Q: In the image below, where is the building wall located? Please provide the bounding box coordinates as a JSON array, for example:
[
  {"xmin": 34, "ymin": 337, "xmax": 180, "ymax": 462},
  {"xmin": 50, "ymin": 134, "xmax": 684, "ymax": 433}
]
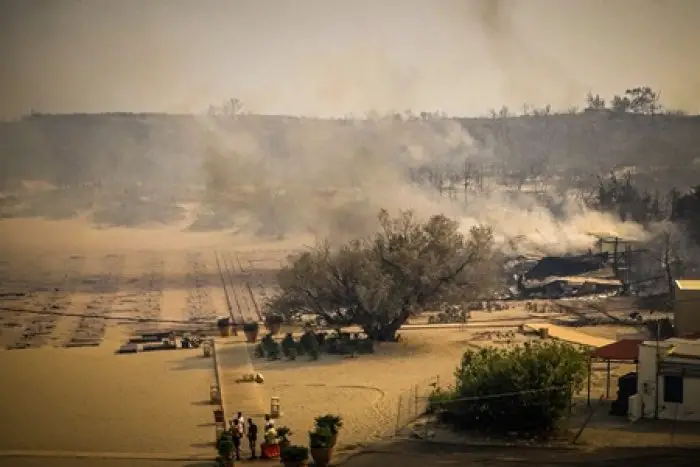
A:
[
  {"xmin": 637, "ymin": 344, "xmax": 700, "ymax": 421},
  {"xmin": 675, "ymin": 289, "xmax": 700, "ymax": 336}
]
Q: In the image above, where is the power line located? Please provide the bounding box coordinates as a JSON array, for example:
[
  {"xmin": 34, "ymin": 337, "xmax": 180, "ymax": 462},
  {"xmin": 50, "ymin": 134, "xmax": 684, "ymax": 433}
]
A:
[
  {"xmin": 0, "ymin": 305, "xmax": 217, "ymax": 325},
  {"xmin": 428, "ymin": 385, "xmax": 570, "ymax": 406}
]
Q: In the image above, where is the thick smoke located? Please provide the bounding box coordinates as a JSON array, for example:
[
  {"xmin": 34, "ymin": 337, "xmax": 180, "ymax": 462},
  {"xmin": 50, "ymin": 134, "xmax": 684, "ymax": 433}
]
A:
[{"xmin": 197, "ymin": 113, "xmax": 648, "ymax": 255}]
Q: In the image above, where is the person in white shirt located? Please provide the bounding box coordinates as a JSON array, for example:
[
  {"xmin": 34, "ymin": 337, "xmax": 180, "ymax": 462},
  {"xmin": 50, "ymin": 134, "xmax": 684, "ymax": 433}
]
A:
[
  {"xmin": 264, "ymin": 414, "xmax": 275, "ymax": 431},
  {"xmin": 236, "ymin": 411, "xmax": 246, "ymax": 435}
]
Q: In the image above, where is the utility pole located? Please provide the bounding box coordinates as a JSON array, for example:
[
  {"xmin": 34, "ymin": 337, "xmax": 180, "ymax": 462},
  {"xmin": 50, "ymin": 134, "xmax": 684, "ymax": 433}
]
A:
[{"xmin": 654, "ymin": 319, "xmax": 660, "ymax": 420}]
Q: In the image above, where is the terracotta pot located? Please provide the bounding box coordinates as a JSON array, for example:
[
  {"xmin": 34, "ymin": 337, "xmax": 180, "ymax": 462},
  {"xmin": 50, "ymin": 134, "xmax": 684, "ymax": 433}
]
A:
[
  {"xmin": 244, "ymin": 329, "xmax": 258, "ymax": 343},
  {"xmin": 218, "ymin": 325, "xmax": 231, "ymax": 337},
  {"xmin": 260, "ymin": 442, "xmax": 280, "ymax": 458},
  {"xmin": 310, "ymin": 447, "xmax": 332, "ymax": 467},
  {"xmin": 266, "ymin": 322, "xmax": 281, "ymax": 335}
]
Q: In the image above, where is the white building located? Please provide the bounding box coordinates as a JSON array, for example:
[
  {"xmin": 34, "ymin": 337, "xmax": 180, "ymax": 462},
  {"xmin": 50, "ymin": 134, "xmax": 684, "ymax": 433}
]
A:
[
  {"xmin": 633, "ymin": 338, "xmax": 700, "ymax": 422},
  {"xmin": 674, "ymin": 279, "xmax": 700, "ymax": 337}
]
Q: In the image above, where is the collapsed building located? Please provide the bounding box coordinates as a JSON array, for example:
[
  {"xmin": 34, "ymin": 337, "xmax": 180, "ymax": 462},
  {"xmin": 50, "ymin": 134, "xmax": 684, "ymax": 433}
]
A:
[{"xmin": 513, "ymin": 249, "xmax": 624, "ymax": 299}]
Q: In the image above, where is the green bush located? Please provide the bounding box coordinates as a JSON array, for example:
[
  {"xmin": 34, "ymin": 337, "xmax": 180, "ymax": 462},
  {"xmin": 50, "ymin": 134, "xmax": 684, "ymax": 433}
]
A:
[
  {"xmin": 433, "ymin": 340, "xmax": 587, "ymax": 437},
  {"xmin": 216, "ymin": 431, "xmax": 234, "ymax": 459},
  {"xmin": 265, "ymin": 313, "xmax": 284, "ymax": 326},
  {"xmin": 281, "ymin": 333, "xmax": 296, "ymax": 357},
  {"xmin": 309, "ymin": 426, "xmax": 333, "ymax": 448},
  {"xmin": 267, "ymin": 340, "xmax": 281, "ymax": 360},
  {"xmin": 280, "ymin": 445, "xmax": 308, "ymax": 462},
  {"xmin": 300, "ymin": 330, "xmax": 321, "ymax": 359},
  {"xmin": 314, "ymin": 414, "xmax": 343, "ymax": 435},
  {"xmin": 243, "ymin": 321, "xmax": 259, "ymax": 333}
]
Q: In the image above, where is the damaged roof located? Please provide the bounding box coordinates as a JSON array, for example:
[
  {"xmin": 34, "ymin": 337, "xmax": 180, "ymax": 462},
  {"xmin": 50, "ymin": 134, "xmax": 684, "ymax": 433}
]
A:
[{"xmin": 524, "ymin": 253, "xmax": 608, "ymax": 281}]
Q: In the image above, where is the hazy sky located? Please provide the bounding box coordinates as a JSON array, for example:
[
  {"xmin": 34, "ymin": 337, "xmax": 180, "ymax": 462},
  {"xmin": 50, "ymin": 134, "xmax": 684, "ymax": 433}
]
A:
[{"xmin": 1, "ymin": 0, "xmax": 699, "ymax": 119}]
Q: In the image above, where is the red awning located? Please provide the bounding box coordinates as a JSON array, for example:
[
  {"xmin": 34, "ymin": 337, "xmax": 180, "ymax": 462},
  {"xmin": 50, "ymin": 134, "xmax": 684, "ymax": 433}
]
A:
[{"xmin": 590, "ymin": 339, "xmax": 644, "ymax": 361}]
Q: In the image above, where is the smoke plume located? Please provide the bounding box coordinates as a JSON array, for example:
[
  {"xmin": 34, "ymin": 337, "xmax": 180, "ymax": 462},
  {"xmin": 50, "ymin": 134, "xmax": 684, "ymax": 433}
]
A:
[{"xmin": 198, "ymin": 113, "xmax": 648, "ymax": 255}]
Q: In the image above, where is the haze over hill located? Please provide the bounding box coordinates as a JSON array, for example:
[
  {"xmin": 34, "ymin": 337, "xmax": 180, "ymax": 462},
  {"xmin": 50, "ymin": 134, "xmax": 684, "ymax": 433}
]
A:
[
  {"xmin": 1, "ymin": 110, "xmax": 691, "ymax": 256},
  {"xmin": 2, "ymin": 0, "xmax": 700, "ymax": 119},
  {"xmin": 1, "ymin": 0, "xmax": 699, "ymax": 256}
]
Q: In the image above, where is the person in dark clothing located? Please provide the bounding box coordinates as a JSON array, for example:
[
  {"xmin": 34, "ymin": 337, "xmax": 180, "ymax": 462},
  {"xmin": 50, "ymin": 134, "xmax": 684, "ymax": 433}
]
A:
[
  {"xmin": 231, "ymin": 418, "xmax": 242, "ymax": 460},
  {"xmin": 247, "ymin": 418, "xmax": 258, "ymax": 459}
]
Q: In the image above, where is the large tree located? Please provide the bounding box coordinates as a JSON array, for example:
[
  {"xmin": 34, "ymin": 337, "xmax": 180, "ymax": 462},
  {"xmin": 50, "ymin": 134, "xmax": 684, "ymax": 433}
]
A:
[{"xmin": 266, "ymin": 209, "xmax": 498, "ymax": 341}]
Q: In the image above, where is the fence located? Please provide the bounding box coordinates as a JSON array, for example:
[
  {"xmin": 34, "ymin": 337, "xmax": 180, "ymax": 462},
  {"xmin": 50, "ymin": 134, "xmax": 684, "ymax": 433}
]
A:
[
  {"xmin": 381, "ymin": 374, "xmax": 633, "ymax": 441},
  {"xmin": 388, "ymin": 381, "xmax": 590, "ymax": 438},
  {"xmin": 384, "ymin": 375, "xmax": 442, "ymax": 437}
]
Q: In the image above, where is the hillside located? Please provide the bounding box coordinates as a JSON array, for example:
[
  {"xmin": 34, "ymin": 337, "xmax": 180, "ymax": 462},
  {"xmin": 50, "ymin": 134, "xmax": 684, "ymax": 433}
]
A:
[{"xmin": 1, "ymin": 111, "xmax": 698, "ymax": 192}]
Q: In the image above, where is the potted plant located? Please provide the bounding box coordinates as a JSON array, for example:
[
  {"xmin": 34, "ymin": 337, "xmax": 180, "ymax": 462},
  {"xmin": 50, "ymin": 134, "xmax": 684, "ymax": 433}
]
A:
[
  {"xmin": 242, "ymin": 321, "xmax": 259, "ymax": 343},
  {"xmin": 260, "ymin": 425, "xmax": 281, "ymax": 459},
  {"xmin": 264, "ymin": 313, "xmax": 284, "ymax": 335},
  {"xmin": 216, "ymin": 317, "xmax": 231, "ymax": 337},
  {"xmin": 215, "ymin": 431, "xmax": 235, "ymax": 467},
  {"xmin": 280, "ymin": 445, "xmax": 309, "ymax": 467},
  {"xmin": 277, "ymin": 426, "xmax": 292, "ymax": 450},
  {"xmin": 314, "ymin": 414, "xmax": 343, "ymax": 447},
  {"xmin": 309, "ymin": 426, "xmax": 333, "ymax": 467}
]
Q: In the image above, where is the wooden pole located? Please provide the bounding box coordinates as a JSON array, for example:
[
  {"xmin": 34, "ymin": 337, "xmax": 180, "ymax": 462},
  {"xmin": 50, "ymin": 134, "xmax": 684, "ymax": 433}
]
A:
[
  {"xmin": 395, "ymin": 396, "xmax": 403, "ymax": 435},
  {"xmin": 587, "ymin": 357, "xmax": 592, "ymax": 407},
  {"xmin": 414, "ymin": 384, "xmax": 419, "ymax": 418}
]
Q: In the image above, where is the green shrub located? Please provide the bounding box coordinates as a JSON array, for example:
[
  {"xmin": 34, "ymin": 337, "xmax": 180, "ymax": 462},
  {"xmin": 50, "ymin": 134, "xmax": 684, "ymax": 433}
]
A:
[
  {"xmin": 243, "ymin": 321, "xmax": 259, "ymax": 333},
  {"xmin": 436, "ymin": 340, "xmax": 587, "ymax": 437},
  {"xmin": 309, "ymin": 346, "xmax": 320, "ymax": 360},
  {"xmin": 276, "ymin": 426, "xmax": 292, "ymax": 442},
  {"xmin": 267, "ymin": 340, "xmax": 281, "ymax": 360},
  {"xmin": 265, "ymin": 313, "xmax": 284, "ymax": 326},
  {"xmin": 281, "ymin": 445, "xmax": 308, "ymax": 462},
  {"xmin": 216, "ymin": 431, "xmax": 234, "ymax": 459},
  {"xmin": 309, "ymin": 426, "xmax": 333, "ymax": 448},
  {"xmin": 300, "ymin": 330, "xmax": 321, "ymax": 359},
  {"xmin": 281, "ymin": 333, "xmax": 296, "ymax": 357},
  {"xmin": 216, "ymin": 317, "xmax": 230, "ymax": 328},
  {"xmin": 314, "ymin": 414, "xmax": 343, "ymax": 434}
]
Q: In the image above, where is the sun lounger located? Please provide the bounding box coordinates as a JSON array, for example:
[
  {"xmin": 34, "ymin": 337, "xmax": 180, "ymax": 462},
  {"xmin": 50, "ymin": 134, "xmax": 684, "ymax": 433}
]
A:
[
  {"xmin": 64, "ymin": 338, "xmax": 102, "ymax": 347},
  {"xmin": 116, "ymin": 343, "xmax": 143, "ymax": 354}
]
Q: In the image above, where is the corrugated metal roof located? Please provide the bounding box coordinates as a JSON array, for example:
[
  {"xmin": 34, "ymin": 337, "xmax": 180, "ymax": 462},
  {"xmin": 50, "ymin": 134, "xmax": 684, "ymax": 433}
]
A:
[{"xmin": 675, "ymin": 279, "xmax": 700, "ymax": 291}]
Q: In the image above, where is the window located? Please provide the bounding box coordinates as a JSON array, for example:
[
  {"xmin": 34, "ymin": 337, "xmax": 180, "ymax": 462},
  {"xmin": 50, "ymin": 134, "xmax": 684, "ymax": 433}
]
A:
[{"xmin": 663, "ymin": 375, "xmax": 684, "ymax": 403}]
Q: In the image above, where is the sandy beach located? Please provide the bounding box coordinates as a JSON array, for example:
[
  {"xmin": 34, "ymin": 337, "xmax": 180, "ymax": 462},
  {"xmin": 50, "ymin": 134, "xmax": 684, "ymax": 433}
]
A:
[{"xmin": 0, "ymin": 218, "xmax": 632, "ymax": 463}]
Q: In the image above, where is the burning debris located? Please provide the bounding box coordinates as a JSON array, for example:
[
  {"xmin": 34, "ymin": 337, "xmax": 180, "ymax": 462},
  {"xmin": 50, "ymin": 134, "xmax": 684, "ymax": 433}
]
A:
[
  {"xmin": 523, "ymin": 253, "xmax": 609, "ymax": 281},
  {"xmin": 508, "ymin": 249, "xmax": 624, "ymax": 300}
]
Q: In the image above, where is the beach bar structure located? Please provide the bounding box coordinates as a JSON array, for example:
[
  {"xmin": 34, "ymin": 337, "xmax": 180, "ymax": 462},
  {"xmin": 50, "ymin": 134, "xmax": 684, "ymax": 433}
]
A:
[{"xmin": 587, "ymin": 338, "xmax": 643, "ymax": 405}]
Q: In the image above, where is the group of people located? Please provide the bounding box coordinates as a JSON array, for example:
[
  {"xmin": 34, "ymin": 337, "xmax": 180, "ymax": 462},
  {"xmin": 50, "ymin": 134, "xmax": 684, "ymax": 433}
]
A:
[{"xmin": 228, "ymin": 411, "xmax": 275, "ymax": 460}]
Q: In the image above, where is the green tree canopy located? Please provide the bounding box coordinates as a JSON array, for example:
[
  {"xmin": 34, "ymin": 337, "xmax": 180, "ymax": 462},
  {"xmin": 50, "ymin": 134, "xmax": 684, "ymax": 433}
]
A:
[
  {"xmin": 266, "ymin": 209, "xmax": 499, "ymax": 341},
  {"xmin": 432, "ymin": 340, "xmax": 587, "ymax": 436}
]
